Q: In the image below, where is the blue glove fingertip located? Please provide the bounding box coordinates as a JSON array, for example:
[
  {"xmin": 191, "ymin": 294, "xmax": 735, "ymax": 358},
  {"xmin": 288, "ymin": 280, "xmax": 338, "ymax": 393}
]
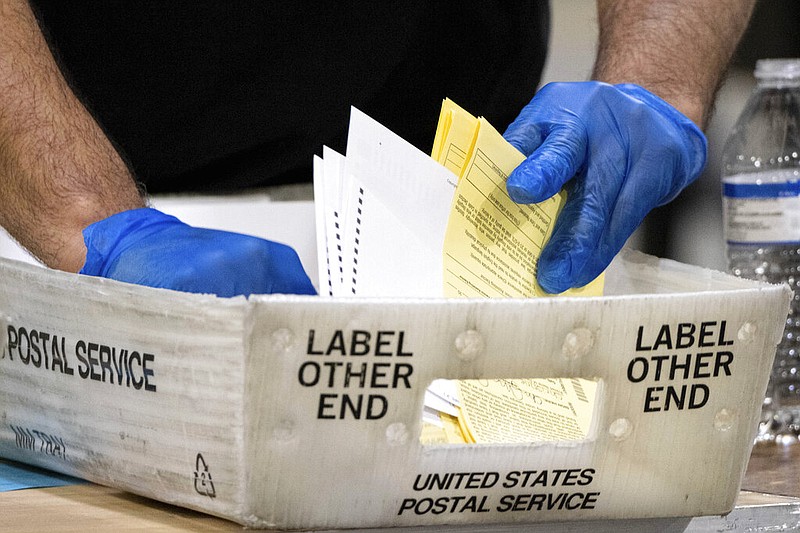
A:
[
  {"xmin": 536, "ymin": 248, "xmax": 574, "ymax": 295},
  {"xmin": 506, "ymin": 165, "xmax": 546, "ymax": 204},
  {"xmin": 292, "ymin": 275, "xmax": 318, "ymax": 296},
  {"xmin": 506, "ymin": 183, "xmax": 538, "ymax": 204},
  {"xmin": 269, "ymin": 243, "xmax": 318, "ymax": 296},
  {"xmin": 537, "ymin": 268, "xmax": 570, "ymax": 295}
]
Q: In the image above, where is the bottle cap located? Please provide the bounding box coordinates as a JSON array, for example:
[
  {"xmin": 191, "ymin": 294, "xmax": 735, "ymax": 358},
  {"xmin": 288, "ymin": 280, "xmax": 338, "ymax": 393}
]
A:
[{"xmin": 755, "ymin": 59, "xmax": 800, "ymax": 83}]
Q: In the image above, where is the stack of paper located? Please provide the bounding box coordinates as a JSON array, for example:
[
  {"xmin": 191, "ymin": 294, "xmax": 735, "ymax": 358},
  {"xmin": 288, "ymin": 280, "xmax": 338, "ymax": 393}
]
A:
[
  {"xmin": 312, "ymin": 108, "xmax": 457, "ymax": 297},
  {"xmin": 434, "ymin": 99, "xmax": 604, "ymax": 298},
  {"xmin": 313, "ymin": 100, "xmax": 603, "ymax": 298},
  {"xmin": 422, "ymin": 378, "xmax": 600, "ymax": 445},
  {"xmin": 313, "ymin": 100, "xmax": 604, "ymax": 444}
]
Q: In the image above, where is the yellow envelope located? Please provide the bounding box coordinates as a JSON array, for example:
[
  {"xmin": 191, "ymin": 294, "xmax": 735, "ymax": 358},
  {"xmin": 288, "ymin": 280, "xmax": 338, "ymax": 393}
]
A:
[
  {"xmin": 432, "ymin": 98, "xmax": 480, "ymax": 177},
  {"xmin": 432, "ymin": 99, "xmax": 604, "ymax": 298}
]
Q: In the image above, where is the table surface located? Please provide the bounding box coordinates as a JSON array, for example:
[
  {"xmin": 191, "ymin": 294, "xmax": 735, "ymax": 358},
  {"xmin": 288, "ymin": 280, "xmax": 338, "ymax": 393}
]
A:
[{"xmin": 1, "ymin": 443, "xmax": 798, "ymax": 532}]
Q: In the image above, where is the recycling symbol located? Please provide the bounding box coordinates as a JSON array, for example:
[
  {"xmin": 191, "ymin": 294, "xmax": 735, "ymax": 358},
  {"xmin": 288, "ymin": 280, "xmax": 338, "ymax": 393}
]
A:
[{"xmin": 193, "ymin": 453, "xmax": 216, "ymax": 498}]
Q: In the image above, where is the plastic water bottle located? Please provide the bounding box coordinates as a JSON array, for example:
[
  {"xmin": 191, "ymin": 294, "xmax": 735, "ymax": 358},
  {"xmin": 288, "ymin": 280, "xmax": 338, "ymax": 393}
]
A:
[{"xmin": 722, "ymin": 58, "xmax": 800, "ymax": 444}]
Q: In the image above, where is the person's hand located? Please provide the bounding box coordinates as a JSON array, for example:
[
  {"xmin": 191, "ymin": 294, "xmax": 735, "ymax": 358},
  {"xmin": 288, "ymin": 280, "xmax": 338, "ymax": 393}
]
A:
[
  {"xmin": 79, "ymin": 208, "xmax": 316, "ymax": 297},
  {"xmin": 503, "ymin": 82, "xmax": 707, "ymax": 294}
]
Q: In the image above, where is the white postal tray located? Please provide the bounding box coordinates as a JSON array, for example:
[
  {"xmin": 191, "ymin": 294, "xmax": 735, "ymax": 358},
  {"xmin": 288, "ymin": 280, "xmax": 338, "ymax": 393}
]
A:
[{"xmin": 0, "ymin": 249, "xmax": 791, "ymax": 529}]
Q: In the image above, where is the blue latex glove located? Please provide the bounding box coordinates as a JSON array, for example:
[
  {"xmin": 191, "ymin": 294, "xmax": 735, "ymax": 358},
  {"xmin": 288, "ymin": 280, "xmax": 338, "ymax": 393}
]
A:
[
  {"xmin": 503, "ymin": 82, "xmax": 707, "ymax": 293},
  {"xmin": 80, "ymin": 208, "xmax": 316, "ymax": 297}
]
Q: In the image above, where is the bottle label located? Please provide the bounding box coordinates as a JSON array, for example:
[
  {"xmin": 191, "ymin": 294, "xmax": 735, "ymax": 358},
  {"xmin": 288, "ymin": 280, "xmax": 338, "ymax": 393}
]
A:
[{"xmin": 723, "ymin": 177, "xmax": 800, "ymax": 244}]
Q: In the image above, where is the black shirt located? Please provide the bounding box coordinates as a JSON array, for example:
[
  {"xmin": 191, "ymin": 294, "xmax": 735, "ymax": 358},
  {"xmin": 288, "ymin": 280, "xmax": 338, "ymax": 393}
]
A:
[{"xmin": 29, "ymin": 1, "xmax": 549, "ymax": 194}]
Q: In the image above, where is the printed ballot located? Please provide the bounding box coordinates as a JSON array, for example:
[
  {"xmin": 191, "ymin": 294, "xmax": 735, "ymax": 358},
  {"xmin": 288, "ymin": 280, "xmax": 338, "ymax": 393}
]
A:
[
  {"xmin": 433, "ymin": 98, "xmax": 604, "ymax": 298},
  {"xmin": 313, "ymin": 100, "xmax": 606, "ymax": 445},
  {"xmin": 423, "ymin": 378, "xmax": 600, "ymax": 445},
  {"xmin": 314, "ymin": 108, "xmax": 456, "ymax": 297},
  {"xmin": 314, "ymin": 101, "xmax": 603, "ymax": 298}
]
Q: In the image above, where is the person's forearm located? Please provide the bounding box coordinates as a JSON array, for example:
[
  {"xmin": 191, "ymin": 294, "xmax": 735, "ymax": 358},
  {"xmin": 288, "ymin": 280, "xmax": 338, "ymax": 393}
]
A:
[
  {"xmin": 0, "ymin": 0, "xmax": 145, "ymax": 272},
  {"xmin": 592, "ymin": 0, "xmax": 756, "ymax": 128}
]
